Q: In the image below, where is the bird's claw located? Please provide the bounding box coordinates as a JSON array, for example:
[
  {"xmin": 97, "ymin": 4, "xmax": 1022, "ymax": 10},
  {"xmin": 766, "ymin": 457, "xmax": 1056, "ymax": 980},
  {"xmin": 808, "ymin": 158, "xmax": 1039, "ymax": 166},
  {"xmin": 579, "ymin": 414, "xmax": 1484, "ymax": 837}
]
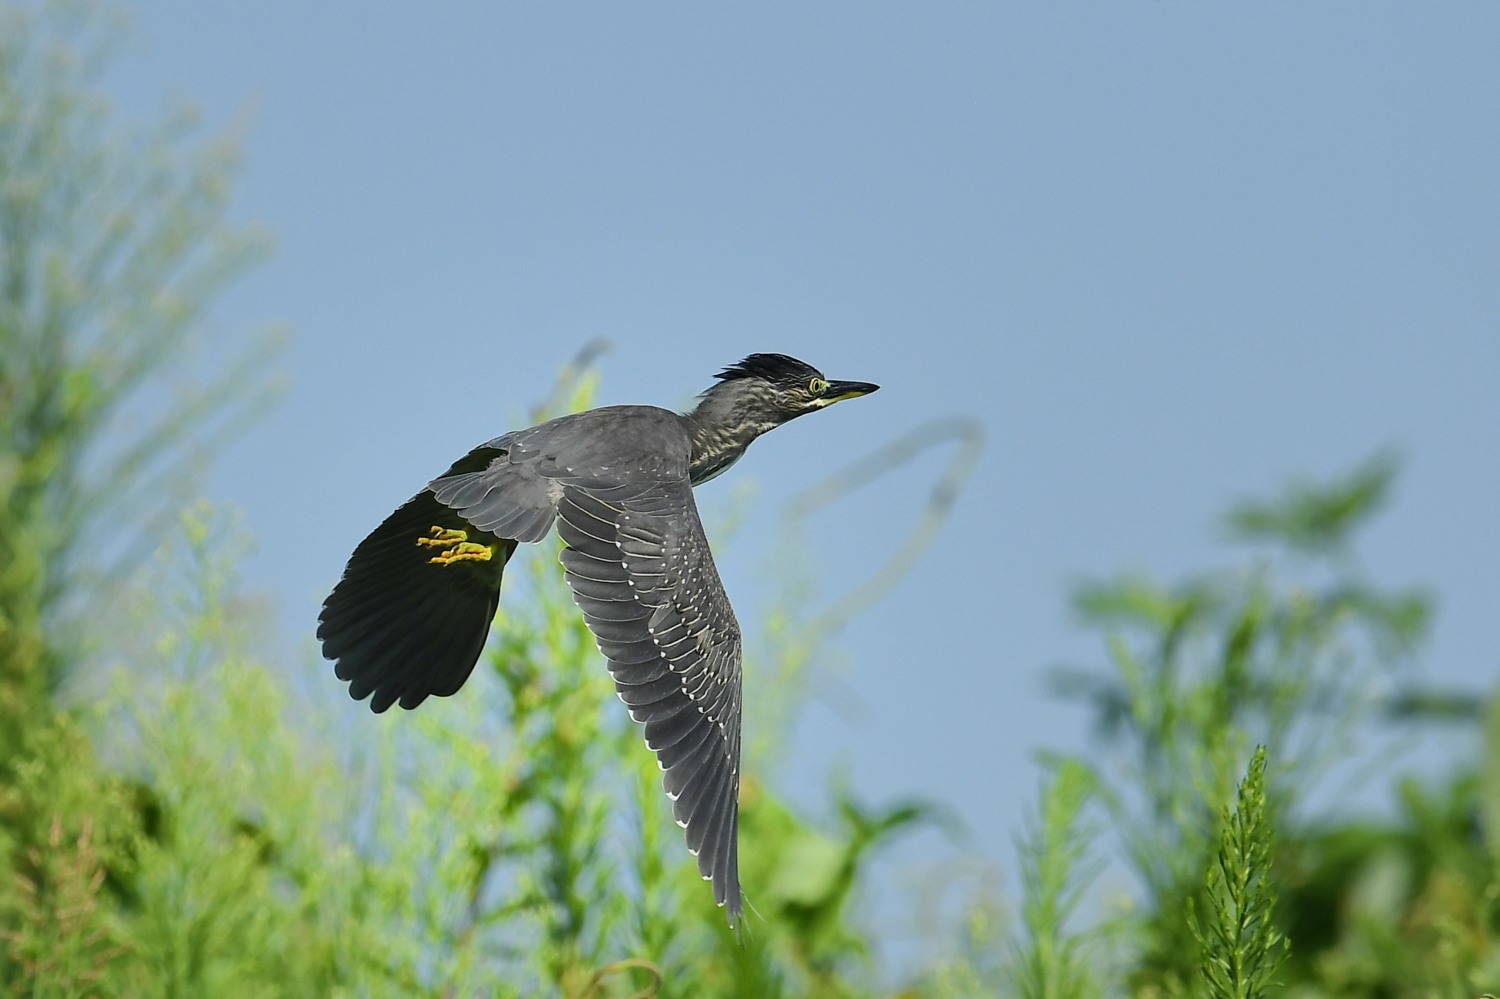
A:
[
  {"xmin": 429, "ymin": 542, "xmax": 493, "ymax": 565},
  {"xmin": 417, "ymin": 526, "xmax": 494, "ymax": 565},
  {"xmin": 417, "ymin": 526, "xmax": 468, "ymax": 547}
]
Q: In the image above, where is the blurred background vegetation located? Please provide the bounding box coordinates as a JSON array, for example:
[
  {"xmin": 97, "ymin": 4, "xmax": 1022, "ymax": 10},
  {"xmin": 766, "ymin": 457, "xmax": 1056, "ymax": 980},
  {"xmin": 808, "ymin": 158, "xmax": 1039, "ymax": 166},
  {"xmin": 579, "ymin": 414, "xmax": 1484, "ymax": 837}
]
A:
[{"xmin": 3, "ymin": 3, "xmax": 1498, "ymax": 996}]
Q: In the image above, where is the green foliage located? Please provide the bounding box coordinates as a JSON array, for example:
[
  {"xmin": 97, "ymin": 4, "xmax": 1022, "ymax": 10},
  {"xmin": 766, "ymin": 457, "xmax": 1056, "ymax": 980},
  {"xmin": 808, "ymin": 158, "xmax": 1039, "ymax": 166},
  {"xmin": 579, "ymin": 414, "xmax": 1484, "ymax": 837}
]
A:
[
  {"xmin": 0, "ymin": 0, "xmax": 275, "ymax": 696},
  {"xmin": 1013, "ymin": 760, "xmax": 1101, "ymax": 999},
  {"xmin": 0, "ymin": 487, "xmax": 944, "ymax": 997},
  {"xmin": 1023, "ymin": 454, "xmax": 1500, "ymax": 998},
  {"xmin": 1, "ymin": 779, "xmax": 126, "ymax": 995},
  {"xmin": 1050, "ymin": 454, "xmax": 1432, "ymax": 993},
  {"xmin": 1273, "ymin": 754, "xmax": 1500, "ymax": 995},
  {"xmin": 0, "ymin": 5, "xmax": 277, "ymax": 991},
  {"xmin": 1224, "ymin": 452, "xmax": 1397, "ymax": 556},
  {"xmin": 1188, "ymin": 747, "xmax": 1288, "ymax": 999}
]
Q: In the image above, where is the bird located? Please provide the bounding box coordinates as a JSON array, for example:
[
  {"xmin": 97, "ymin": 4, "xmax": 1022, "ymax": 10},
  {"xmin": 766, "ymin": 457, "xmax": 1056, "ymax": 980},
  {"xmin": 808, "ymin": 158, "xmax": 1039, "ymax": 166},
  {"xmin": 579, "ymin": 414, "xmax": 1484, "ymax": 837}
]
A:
[{"xmin": 317, "ymin": 353, "xmax": 879, "ymax": 923}]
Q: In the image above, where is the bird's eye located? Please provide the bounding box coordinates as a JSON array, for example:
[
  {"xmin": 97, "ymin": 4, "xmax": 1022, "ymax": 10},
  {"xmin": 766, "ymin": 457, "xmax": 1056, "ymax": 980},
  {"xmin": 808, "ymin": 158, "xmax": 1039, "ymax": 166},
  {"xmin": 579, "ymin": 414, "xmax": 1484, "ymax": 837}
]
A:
[{"xmin": 808, "ymin": 377, "xmax": 828, "ymax": 395}]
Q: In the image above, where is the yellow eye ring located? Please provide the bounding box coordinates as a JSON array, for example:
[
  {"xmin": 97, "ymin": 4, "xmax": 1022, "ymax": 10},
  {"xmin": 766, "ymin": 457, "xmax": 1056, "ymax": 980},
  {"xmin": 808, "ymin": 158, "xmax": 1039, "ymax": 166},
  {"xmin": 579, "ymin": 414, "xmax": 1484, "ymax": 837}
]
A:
[{"xmin": 808, "ymin": 377, "xmax": 828, "ymax": 394}]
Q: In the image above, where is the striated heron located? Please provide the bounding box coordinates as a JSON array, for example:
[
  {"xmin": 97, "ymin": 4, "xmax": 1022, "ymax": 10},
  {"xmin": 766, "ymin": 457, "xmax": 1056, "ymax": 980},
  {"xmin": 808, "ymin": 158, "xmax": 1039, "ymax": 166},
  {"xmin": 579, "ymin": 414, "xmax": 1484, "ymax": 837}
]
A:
[{"xmin": 317, "ymin": 353, "xmax": 879, "ymax": 922}]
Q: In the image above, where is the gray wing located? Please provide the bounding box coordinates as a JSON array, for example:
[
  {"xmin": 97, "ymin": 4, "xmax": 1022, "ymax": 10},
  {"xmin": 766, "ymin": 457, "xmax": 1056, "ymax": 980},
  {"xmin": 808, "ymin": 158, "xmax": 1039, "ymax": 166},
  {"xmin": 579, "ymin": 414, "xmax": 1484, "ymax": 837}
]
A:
[
  {"xmin": 554, "ymin": 478, "xmax": 744, "ymax": 923},
  {"xmin": 427, "ymin": 432, "xmax": 560, "ymax": 544}
]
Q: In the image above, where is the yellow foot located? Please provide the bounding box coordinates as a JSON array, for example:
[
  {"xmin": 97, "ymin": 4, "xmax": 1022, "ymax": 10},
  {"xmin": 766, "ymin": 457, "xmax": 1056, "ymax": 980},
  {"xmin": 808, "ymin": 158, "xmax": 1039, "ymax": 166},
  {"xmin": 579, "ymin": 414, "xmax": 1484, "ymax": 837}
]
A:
[
  {"xmin": 429, "ymin": 541, "xmax": 494, "ymax": 565},
  {"xmin": 417, "ymin": 526, "xmax": 469, "ymax": 548},
  {"xmin": 416, "ymin": 526, "xmax": 495, "ymax": 565}
]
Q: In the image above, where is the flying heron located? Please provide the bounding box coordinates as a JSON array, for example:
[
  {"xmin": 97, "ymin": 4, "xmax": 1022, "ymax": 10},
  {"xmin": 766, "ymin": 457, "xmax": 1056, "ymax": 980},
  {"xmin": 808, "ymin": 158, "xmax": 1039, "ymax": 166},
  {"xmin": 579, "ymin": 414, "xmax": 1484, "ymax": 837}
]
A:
[{"xmin": 318, "ymin": 353, "xmax": 879, "ymax": 922}]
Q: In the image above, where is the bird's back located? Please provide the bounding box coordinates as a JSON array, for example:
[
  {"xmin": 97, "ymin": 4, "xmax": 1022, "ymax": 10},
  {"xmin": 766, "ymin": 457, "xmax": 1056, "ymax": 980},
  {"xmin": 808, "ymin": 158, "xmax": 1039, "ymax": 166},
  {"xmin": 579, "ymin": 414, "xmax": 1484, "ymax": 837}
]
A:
[{"xmin": 486, "ymin": 405, "xmax": 694, "ymax": 487}]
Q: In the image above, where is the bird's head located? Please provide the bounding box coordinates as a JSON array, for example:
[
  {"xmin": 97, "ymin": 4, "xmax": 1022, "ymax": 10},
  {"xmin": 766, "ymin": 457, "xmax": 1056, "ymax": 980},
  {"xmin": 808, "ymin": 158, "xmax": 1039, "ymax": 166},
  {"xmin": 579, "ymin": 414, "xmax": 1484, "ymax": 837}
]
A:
[
  {"xmin": 686, "ymin": 353, "xmax": 878, "ymax": 483},
  {"xmin": 707, "ymin": 353, "xmax": 880, "ymax": 428}
]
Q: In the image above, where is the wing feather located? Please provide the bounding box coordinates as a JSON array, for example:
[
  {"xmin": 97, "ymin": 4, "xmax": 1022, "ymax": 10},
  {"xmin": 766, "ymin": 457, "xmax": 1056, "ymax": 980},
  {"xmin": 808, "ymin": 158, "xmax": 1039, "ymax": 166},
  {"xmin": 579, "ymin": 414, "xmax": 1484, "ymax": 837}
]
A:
[
  {"xmin": 645, "ymin": 703, "xmax": 708, "ymax": 751},
  {"xmin": 695, "ymin": 773, "xmax": 738, "ymax": 876},
  {"xmin": 554, "ymin": 476, "xmax": 745, "ymax": 922},
  {"xmin": 319, "ymin": 490, "xmax": 514, "ymax": 713}
]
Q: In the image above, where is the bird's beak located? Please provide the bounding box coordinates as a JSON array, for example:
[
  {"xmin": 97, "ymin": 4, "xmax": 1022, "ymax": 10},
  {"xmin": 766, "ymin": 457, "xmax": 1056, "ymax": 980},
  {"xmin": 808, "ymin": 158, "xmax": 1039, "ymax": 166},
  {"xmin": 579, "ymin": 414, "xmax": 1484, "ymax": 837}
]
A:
[{"xmin": 822, "ymin": 380, "xmax": 880, "ymax": 404}]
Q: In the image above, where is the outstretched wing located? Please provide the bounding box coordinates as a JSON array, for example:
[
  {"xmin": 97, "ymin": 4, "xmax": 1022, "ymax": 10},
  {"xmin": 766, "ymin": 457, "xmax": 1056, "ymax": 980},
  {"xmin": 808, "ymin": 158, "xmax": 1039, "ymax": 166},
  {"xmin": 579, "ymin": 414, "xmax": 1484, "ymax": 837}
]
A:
[
  {"xmin": 318, "ymin": 487, "xmax": 516, "ymax": 713},
  {"xmin": 554, "ymin": 478, "xmax": 744, "ymax": 922},
  {"xmin": 321, "ymin": 445, "xmax": 530, "ymax": 713}
]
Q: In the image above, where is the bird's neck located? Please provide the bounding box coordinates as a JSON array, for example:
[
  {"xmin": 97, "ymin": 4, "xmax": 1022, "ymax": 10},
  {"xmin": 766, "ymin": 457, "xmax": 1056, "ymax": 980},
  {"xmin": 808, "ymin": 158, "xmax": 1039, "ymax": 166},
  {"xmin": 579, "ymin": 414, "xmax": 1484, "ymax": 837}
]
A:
[{"xmin": 685, "ymin": 389, "xmax": 778, "ymax": 486}]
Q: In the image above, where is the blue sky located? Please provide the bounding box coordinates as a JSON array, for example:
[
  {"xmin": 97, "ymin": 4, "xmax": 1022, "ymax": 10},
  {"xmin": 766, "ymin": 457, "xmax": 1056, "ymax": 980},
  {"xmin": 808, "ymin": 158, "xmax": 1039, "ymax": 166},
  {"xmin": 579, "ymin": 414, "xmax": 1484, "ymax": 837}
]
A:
[{"xmin": 106, "ymin": 0, "xmax": 1498, "ymax": 956}]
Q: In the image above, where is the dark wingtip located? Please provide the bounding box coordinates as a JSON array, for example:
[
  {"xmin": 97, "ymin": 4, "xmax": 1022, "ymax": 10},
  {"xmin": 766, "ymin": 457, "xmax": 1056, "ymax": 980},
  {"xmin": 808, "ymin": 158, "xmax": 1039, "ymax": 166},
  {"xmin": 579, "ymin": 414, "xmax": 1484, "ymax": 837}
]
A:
[{"xmin": 318, "ymin": 490, "xmax": 507, "ymax": 714}]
